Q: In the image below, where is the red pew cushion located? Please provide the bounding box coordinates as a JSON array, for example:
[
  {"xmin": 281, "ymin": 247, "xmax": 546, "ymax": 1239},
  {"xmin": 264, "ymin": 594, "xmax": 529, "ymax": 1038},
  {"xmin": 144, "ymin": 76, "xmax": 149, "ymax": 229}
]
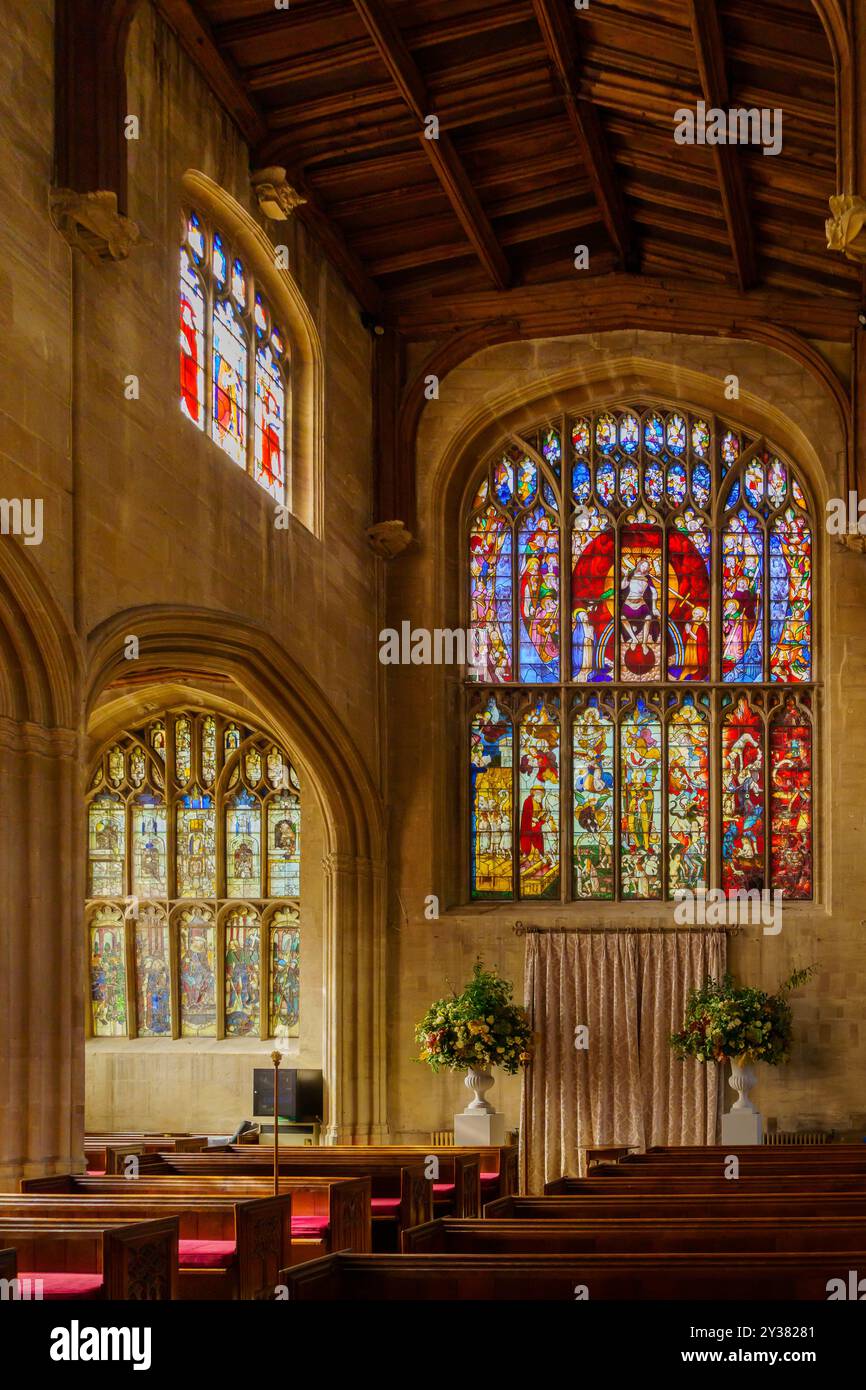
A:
[
  {"xmin": 178, "ymin": 1238, "xmax": 236, "ymax": 1268},
  {"xmin": 18, "ymin": 1272, "xmax": 103, "ymax": 1300},
  {"xmin": 86, "ymin": 1169, "xmax": 106, "ymax": 1177},
  {"xmin": 433, "ymin": 1183, "xmax": 455, "ymax": 1196},
  {"xmin": 291, "ymin": 1216, "xmax": 330, "ymax": 1237},
  {"xmin": 370, "ymin": 1198, "xmax": 401, "ymax": 1214},
  {"xmin": 480, "ymin": 1172, "xmax": 499, "ymax": 1185}
]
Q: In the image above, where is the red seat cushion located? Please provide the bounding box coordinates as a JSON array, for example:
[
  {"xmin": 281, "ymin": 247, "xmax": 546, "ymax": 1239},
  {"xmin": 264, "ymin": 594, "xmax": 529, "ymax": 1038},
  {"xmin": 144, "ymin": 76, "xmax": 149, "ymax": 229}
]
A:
[
  {"xmin": 18, "ymin": 1272, "xmax": 103, "ymax": 1300},
  {"xmin": 433, "ymin": 1183, "xmax": 455, "ymax": 1195},
  {"xmin": 86, "ymin": 1169, "xmax": 106, "ymax": 1177},
  {"xmin": 370, "ymin": 1197, "xmax": 402, "ymax": 1213},
  {"xmin": 480, "ymin": 1172, "xmax": 499, "ymax": 1184},
  {"xmin": 178, "ymin": 1238, "xmax": 236, "ymax": 1269},
  {"xmin": 291, "ymin": 1216, "xmax": 330, "ymax": 1237}
]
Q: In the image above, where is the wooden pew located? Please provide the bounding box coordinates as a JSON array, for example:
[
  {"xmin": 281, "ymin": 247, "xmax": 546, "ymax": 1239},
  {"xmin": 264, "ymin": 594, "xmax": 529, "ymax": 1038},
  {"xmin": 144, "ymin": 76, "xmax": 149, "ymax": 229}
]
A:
[
  {"xmin": 403, "ymin": 1214, "xmax": 866, "ymax": 1255},
  {"xmin": 255, "ymin": 1146, "xmax": 484, "ymax": 1216},
  {"xmin": 0, "ymin": 1216, "xmax": 177, "ymax": 1300},
  {"xmin": 591, "ymin": 1159, "xmax": 866, "ymax": 1179},
  {"xmin": 544, "ymin": 1174, "xmax": 866, "ymax": 1194},
  {"xmin": 84, "ymin": 1134, "xmax": 214, "ymax": 1175},
  {"xmin": 0, "ymin": 1192, "xmax": 289, "ymax": 1300},
  {"xmin": 21, "ymin": 1174, "xmax": 371, "ymax": 1262},
  {"xmin": 486, "ymin": 1192, "xmax": 866, "ymax": 1219},
  {"xmin": 644, "ymin": 1143, "xmax": 865, "ymax": 1155},
  {"xmin": 140, "ymin": 1153, "xmax": 432, "ymax": 1247},
  {"xmin": 278, "ymin": 1144, "xmax": 519, "ymax": 1205},
  {"xmin": 279, "ymin": 1250, "xmax": 858, "ymax": 1301}
]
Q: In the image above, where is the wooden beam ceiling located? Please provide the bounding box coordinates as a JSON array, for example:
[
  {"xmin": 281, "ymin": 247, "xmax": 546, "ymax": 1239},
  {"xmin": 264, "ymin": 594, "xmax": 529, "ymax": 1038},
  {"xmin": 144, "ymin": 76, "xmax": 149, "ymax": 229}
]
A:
[
  {"xmin": 350, "ymin": 0, "xmax": 511, "ymax": 291},
  {"xmin": 531, "ymin": 0, "xmax": 636, "ymax": 270},
  {"xmin": 686, "ymin": 0, "xmax": 758, "ymax": 293}
]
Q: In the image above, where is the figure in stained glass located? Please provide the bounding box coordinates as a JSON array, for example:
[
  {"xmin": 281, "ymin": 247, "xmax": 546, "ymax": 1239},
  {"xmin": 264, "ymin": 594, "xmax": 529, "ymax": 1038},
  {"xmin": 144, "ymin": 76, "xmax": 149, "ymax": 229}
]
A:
[
  {"xmin": 770, "ymin": 701, "xmax": 812, "ymax": 898},
  {"xmin": 518, "ymin": 701, "xmax": 560, "ymax": 899},
  {"xmin": 620, "ymin": 699, "xmax": 662, "ymax": 898},
  {"xmin": 572, "ymin": 701, "xmax": 614, "ymax": 899},
  {"xmin": 470, "ymin": 698, "xmax": 513, "ymax": 898},
  {"xmin": 270, "ymin": 922, "xmax": 300, "ymax": 1037},
  {"xmin": 90, "ymin": 921, "xmax": 127, "ymax": 1036},
  {"xmin": 620, "ymin": 523, "xmax": 663, "ymax": 681},
  {"xmin": 722, "ymin": 698, "xmax": 765, "ymax": 893},
  {"xmin": 518, "ymin": 508, "xmax": 560, "ymax": 681}
]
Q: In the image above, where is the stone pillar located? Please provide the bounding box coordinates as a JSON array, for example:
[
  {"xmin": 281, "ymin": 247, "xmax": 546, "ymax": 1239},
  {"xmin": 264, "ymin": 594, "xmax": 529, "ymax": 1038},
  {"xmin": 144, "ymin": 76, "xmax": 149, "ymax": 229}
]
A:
[
  {"xmin": 321, "ymin": 851, "xmax": 389, "ymax": 1143},
  {"xmin": 0, "ymin": 719, "xmax": 84, "ymax": 1189}
]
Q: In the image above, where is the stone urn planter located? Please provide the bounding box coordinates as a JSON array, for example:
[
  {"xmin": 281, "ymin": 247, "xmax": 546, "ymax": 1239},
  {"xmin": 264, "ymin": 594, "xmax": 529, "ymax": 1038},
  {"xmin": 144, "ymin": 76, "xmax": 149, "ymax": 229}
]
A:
[
  {"xmin": 728, "ymin": 1054, "xmax": 758, "ymax": 1112},
  {"xmin": 462, "ymin": 1066, "xmax": 496, "ymax": 1114}
]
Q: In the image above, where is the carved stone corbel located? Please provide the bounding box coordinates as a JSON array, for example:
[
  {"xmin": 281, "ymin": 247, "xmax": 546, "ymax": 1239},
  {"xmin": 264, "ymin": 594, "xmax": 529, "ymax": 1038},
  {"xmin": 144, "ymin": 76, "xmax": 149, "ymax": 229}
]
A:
[
  {"xmin": 366, "ymin": 520, "xmax": 413, "ymax": 558},
  {"xmin": 250, "ymin": 167, "xmax": 308, "ymax": 221},
  {"xmin": 49, "ymin": 188, "xmax": 142, "ymax": 265},
  {"xmin": 834, "ymin": 534, "xmax": 866, "ymax": 555},
  {"xmin": 825, "ymin": 194, "xmax": 866, "ymax": 264}
]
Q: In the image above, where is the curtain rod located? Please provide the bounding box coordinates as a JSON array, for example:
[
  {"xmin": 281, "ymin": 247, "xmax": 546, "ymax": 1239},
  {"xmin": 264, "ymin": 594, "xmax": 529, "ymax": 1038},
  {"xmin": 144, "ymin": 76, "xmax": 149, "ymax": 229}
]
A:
[{"xmin": 513, "ymin": 921, "xmax": 742, "ymax": 936}]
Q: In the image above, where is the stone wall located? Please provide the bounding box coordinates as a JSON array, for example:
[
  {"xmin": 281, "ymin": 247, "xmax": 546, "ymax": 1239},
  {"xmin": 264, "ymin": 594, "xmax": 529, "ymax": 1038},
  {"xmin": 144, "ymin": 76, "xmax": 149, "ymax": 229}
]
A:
[{"xmin": 0, "ymin": 0, "xmax": 381, "ymax": 1147}]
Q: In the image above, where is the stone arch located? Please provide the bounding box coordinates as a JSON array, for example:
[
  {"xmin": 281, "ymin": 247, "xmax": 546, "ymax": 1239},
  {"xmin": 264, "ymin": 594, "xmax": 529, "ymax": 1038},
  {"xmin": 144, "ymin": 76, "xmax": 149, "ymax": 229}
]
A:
[
  {"xmin": 85, "ymin": 606, "xmax": 388, "ymax": 1141},
  {"xmin": 0, "ymin": 542, "xmax": 84, "ymax": 1185},
  {"xmin": 0, "ymin": 539, "xmax": 81, "ymax": 729},
  {"xmin": 429, "ymin": 350, "xmax": 839, "ymax": 567},
  {"xmin": 181, "ymin": 170, "xmax": 326, "ymax": 538}
]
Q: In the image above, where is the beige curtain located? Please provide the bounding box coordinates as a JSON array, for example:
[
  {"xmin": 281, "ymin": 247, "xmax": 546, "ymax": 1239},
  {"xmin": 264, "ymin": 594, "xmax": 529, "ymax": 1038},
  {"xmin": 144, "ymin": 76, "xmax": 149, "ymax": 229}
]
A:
[{"xmin": 520, "ymin": 930, "xmax": 726, "ymax": 1192}]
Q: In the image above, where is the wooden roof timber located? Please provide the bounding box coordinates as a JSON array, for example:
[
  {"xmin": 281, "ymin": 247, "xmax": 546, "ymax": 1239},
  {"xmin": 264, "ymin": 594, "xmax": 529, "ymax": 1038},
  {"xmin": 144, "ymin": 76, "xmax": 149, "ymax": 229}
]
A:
[
  {"xmin": 350, "ymin": 0, "xmax": 511, "ymax": 291},
  {"xmin": 531, "ymin": 0, "xmax": 636, "ymax": 270},
  {"xmin": 687, "ymin": 0, "xmax": 757, "ymax": 293},
  {"xmin": 388, "ymin": 273, "xmax": 859, "ymax": 342},
  {"xmin": 154, "ymin": 1, "xmax": 852, "ymax": 316}
]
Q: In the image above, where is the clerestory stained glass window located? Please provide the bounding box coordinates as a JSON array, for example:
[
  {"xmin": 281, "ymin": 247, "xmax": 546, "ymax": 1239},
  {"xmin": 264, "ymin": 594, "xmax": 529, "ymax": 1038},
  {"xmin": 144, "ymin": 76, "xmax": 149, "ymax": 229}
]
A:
[
  {"xmin": 86, "ymin": 710, "xmax": 301, "ymax": 1039},
  {"xmin": 466, "ymin": 407, "xmax": 814, "ymax": 902},
  {"xmin": 180, "ymin": 211, "xmax": 289, "ymax": 504}
]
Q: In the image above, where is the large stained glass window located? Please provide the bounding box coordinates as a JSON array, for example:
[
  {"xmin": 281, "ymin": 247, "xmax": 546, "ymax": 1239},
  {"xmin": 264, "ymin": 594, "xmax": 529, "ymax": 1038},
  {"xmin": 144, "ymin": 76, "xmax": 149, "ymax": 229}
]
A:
[
  {"xmin": 179, "ymin": 210, "xmax": 289, "ymax": 504},
  {"xmin": 466, "ymin": 408, "xmax": 815, "ymax": 901},
  {"xmin": 85, "ymin": 710, "xmax": 301, "ymax": 1039}
]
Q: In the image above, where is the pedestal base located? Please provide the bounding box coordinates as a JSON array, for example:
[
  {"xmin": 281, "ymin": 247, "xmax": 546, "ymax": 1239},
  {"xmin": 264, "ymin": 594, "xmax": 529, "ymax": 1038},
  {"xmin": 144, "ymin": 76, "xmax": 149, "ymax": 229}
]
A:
[
  {"xmin": 721, "ymin": 1109, "xmax": 763, "ymax": 1145},
  {"xmin": 454, "ymin": 1111, "xmax": 506, "ymax": 1146}
]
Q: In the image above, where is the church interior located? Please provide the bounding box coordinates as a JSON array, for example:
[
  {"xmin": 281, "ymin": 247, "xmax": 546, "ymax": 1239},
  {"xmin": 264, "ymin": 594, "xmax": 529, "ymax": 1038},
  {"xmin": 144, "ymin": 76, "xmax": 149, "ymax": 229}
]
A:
[{"xmin": 3, "ymin": 0, "xmax": 866, "ymax": 1332}]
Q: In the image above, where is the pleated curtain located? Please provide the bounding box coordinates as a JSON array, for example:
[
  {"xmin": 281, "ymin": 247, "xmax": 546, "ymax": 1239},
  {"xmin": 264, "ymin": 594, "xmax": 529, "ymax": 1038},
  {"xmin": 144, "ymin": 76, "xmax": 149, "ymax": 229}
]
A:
[{"xmin": 519, "ymin": 929, "xmax": 726, "ymax": 1193}]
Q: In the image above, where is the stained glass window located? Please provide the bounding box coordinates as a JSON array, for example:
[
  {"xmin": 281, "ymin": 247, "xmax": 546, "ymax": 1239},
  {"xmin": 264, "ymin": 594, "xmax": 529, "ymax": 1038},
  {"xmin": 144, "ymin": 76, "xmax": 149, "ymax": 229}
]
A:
[
  {"xmin": 180, "ymin": 209, "xmax": 290, "ymax": 504},
  {"xmin": 135, "ymin": 914, "xmax": 172, "ymax": 1037},
  {"xmin": 85, "ymin": 710, "xmax": 301, "ymax": 1038},
  {"xmin": 89, "ymin": 907, "xmax": 127, "ymax": 1037},
  {"xmin": 269, "ymin": 909, "xmax": 301, "ymax": 1038},
  {"xmin": 465, "ymin": 407, "xmax": 815, "ymax": 901},
  {"xmin": 572, "ymin": 697, "xmax": 614, "ymax": 899},
  {"xmin": 518, "ymin": 699, "xmax": 560, "ymax": 899},
  {"xmin": 179, "ymin": 908, "xmax": 217, "ymax": 1037},
  {"xmin": 470, "ymin": 697, "xmax": 513, "ymax": 898},
  {"xmin": 225, "ymin": 910, "xmax": 260, "ymax": 1037}
]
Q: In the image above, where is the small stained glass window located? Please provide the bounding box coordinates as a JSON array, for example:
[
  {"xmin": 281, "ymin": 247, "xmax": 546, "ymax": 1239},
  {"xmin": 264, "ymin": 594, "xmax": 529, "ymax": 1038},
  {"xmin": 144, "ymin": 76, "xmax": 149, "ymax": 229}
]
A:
[{"xmin": 180, "ymin": 209, "xmax": 290, "ymax": 505}]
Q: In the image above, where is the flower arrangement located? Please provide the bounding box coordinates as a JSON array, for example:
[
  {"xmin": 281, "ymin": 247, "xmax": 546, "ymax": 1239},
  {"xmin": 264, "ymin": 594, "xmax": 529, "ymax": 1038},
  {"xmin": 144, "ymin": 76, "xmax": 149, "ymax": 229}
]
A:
[
  {"xmin": 670, "ymin": 965, "xmax": 816, "ymax": 1066},
  {"xmin": 415, "ymin": 962, "xmax": 533, "ymax": 1075}
]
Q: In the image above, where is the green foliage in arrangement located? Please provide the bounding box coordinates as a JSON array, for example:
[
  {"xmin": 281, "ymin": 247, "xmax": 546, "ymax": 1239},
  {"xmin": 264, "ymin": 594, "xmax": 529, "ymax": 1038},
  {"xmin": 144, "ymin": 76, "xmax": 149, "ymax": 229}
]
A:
[
  {"xmin": 670, "ymin": 965, "xmax": 816, "ymax": 1065},
  {"xmin": 415, "ymin": 961, "xmax": 533, "ymax": 1074}
]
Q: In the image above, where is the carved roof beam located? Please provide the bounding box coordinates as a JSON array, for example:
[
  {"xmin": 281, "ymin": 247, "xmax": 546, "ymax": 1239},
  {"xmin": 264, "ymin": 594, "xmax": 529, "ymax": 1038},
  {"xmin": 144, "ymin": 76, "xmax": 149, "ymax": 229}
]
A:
[
  {"xmin": 531, "ymin": 0, "xmax": 637, "ymax": 271},
  {"xmin": 351, "ymin": 0, "xmax": 511, "ymax": 291},
  {"xmin": 687, "ymin": 0, "xmax": 758, "ymax": 292}
]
